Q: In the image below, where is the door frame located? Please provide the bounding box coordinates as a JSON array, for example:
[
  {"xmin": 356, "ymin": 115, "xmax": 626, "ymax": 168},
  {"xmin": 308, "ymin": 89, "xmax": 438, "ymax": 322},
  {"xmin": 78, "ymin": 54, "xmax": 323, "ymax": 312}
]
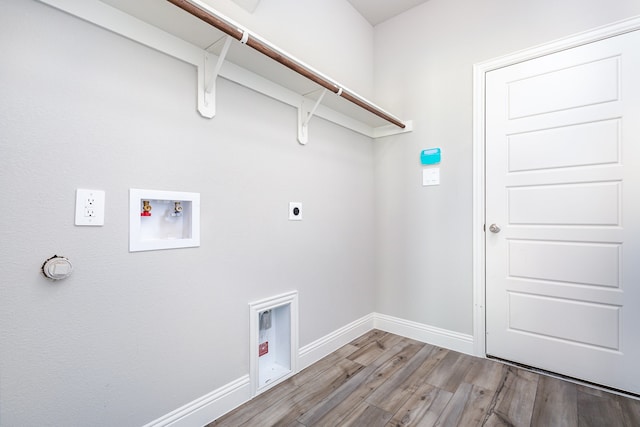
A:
[{"xmin": 471, "ymin": 15, "xmax": 640, "ymax": 357}]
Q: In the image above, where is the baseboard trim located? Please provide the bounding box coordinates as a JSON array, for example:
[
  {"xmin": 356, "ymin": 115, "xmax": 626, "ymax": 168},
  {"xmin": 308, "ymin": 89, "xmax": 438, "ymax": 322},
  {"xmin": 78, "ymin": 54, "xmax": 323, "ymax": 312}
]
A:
[
  {"xmin": 145, "ymin": 313, "xmax": 474, "ymax": 426},
  {"xmin": 298, "ymin": 313, "xmax": 375, "ymax": 370},
  {"xmin": 141, "ymin": 375, "xmax": 251, "ymax": 427},
  {"xmin": 373, "ymin": 313, "xmax": 475, "ymax": 355}
]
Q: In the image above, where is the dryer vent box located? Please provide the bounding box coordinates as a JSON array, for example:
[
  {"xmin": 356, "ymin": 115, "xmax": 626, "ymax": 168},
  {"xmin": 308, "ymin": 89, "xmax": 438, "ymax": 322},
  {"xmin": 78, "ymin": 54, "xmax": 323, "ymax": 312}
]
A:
[{"xmin": 250, "ymin": 291, "xmax": 298, "ymax": 396}]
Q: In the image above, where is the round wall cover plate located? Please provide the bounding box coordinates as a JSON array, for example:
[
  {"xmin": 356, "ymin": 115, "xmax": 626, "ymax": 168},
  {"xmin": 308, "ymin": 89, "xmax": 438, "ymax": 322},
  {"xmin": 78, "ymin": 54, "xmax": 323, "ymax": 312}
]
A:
[{"xmin": 42, "ymin": 255, "xmax": 73, "ymax": 280}]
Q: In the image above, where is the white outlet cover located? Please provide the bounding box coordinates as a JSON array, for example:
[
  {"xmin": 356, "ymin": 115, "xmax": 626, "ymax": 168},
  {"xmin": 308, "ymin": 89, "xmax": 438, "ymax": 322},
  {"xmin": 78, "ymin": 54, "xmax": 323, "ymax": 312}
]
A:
[
  {"xmin": 289, "ymin": 202, "xmax": 302, "ymax": 221},
  {"xmin": 75, "ymin": 189, "xmax": 105, "ymax": 226}
]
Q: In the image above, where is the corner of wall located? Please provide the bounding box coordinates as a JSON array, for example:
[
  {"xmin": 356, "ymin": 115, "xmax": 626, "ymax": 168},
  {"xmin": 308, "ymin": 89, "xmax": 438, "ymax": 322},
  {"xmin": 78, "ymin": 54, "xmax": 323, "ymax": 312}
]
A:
[{"xmin": 144, "ymin": 312, "xmax": 475, "ymax": 425}]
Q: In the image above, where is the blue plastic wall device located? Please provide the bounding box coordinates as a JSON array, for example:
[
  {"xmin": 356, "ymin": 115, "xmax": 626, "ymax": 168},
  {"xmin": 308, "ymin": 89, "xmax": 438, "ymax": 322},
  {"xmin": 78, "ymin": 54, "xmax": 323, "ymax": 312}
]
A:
[{"xmin": 421, "ymin": 148, "xmax": 441, "ymax": 165}]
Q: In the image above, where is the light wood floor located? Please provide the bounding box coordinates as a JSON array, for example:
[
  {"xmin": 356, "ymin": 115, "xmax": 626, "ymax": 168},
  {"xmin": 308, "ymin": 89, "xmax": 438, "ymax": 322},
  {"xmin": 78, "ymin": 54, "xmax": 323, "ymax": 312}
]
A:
[{"xmin": 208, "ymin": 330, "xmax": 640, "ymax": 426}]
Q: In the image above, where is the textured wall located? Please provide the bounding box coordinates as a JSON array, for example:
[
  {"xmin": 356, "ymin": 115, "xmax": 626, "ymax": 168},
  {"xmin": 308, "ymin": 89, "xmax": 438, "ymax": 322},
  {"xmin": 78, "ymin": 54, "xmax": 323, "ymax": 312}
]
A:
[
  {"xmin": 373, "ymin": 0, "xmax": 640, "ymax": 335},
  {"xmin": 0, "ymin": 1, "xmax": 375, "ymax": 425}
]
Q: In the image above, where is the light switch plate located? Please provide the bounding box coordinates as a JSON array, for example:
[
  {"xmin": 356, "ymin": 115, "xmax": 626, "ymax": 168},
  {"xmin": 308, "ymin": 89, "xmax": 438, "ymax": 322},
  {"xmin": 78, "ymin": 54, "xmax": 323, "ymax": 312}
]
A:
[
  {"xmin": 75, "ymin": 189, "xmax": 105, "ymax": 226},
  {"xmin": 422, "ymin": 168, "xmax": 440, "ymax": 186}
]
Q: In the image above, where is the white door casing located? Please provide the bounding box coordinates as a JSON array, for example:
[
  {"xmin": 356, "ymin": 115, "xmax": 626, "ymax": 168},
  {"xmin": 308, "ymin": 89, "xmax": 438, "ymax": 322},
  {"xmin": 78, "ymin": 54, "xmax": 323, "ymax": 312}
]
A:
[{"xmin": 479, "ymin": 28, "xmax": 640, "ymax": 394}]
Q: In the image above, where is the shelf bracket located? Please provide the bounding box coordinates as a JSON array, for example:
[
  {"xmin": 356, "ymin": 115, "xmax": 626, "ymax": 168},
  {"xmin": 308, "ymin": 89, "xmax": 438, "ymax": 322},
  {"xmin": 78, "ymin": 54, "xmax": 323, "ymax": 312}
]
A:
[
  {"xmin": 198, "ymin": 36, "xmax": 233, "ymax": 118},
  {"xmin": 297, "ymin": 88, "xmax": 329, "ymax": 145}
]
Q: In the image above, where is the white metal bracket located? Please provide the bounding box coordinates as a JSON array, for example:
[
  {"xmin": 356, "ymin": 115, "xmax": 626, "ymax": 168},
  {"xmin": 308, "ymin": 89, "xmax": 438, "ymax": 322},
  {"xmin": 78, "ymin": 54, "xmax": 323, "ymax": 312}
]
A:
[
  {"xmin": 297, "ymin": 89, "xmax": 328, "ymax": 145},
  {"xmin": 198, "ymin": 36, "xmax": 233, "ymax": 118}
]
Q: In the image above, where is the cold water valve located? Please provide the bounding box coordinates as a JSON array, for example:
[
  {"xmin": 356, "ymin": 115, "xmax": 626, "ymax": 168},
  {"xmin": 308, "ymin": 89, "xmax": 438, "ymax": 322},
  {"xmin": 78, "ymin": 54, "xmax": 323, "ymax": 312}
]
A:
[{"xmin": 171, "ymin": 201, "xmax": 183, "ymax": 217}]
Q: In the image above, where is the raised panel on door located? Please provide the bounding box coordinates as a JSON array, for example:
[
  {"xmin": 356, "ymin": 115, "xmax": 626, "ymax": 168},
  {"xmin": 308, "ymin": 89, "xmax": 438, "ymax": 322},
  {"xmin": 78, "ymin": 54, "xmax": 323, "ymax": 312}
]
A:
[
  {"xmin": 508, "ymin": 181, "xmax": 621, "ymax": 225},
  {"xmin": 507, "ymin": 292, "xmax": 620, "ymax": 350},
  {"xmin": 507, "ymin": 56, "xmax": 620, "ymax": 119},
  {"xmin": 508, "ymin": 240, "xmax": 621, "ymax": 288},
  {"xmin": 507, "ymin": 119, "xmax": 620, "ymax": 172}
]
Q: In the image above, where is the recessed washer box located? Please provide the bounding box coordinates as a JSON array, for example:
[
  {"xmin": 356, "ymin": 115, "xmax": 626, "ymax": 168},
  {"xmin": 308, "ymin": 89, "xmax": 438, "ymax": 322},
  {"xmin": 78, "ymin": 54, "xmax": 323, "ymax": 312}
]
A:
[{"xmin": 129, "ymin": 189, "xmax": 200, "ymax": 252}]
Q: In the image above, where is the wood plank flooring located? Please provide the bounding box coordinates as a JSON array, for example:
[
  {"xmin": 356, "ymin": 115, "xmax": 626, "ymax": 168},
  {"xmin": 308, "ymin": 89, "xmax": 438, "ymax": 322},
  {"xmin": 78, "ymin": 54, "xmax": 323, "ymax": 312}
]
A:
[{"xmin": 207, "ymin": 330, "xmax": 640, "ymax": 426}]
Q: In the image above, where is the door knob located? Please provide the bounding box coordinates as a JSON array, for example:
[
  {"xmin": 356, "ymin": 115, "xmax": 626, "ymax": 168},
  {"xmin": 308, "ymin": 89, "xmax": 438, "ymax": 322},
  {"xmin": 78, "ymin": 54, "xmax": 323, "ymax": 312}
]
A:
[{"xmin": 489, "ymin": 224, "xmax": 501, "ymax": 233}]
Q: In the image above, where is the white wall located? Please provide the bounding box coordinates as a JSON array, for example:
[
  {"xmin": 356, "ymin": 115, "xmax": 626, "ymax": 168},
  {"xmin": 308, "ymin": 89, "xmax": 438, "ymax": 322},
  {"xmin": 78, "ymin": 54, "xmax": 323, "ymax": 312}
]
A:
[
  {"xmin": 373, "ymin": 0, "xmax": 640, "ymax": 334},
  {"xmin": 0, "ymin": 1, "xmax": 375, "ymax": 425}
]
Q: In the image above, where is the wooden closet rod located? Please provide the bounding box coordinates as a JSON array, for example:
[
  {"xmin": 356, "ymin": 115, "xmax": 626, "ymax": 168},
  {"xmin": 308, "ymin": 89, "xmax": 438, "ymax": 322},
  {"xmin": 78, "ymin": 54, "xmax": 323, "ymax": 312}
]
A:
[{"xmin": 166, "ymin": 0, "xmax": 406, "ymax": 129}]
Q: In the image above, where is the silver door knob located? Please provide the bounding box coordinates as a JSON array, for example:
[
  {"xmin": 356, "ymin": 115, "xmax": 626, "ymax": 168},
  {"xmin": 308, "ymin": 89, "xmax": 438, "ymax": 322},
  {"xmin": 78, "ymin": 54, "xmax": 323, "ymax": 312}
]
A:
[{"xmin": 489, "ymin": 224, "xmax": 501, "ymax": 233}]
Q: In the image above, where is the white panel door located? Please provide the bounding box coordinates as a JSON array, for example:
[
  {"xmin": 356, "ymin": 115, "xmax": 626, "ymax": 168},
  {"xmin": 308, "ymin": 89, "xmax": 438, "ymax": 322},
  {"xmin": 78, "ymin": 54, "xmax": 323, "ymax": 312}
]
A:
[{"xmin": 485, "ymin": 30, "xmax": 640, "ymax": 394}]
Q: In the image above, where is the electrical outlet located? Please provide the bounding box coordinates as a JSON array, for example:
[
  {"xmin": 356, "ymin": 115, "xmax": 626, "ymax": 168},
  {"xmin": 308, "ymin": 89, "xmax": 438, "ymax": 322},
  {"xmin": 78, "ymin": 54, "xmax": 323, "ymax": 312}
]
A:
[
  {"xmin": 75, "ymin": 189, "xmax": 105, "ymax": 226},
  {"xmin": 289, "ymin": 202, "xmax": 302, "ymax": 221}
]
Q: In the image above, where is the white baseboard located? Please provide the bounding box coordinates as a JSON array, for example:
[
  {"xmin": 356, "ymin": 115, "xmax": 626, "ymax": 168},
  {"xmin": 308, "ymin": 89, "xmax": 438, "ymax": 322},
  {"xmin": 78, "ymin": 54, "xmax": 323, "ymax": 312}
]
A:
[
  {"xmin": 144, "ymin": 312, "xmax": 475, "ymax": 426},
  {"xmin": 298, "ymin": 312, "xmax": 375, "ymax": 370},
  {"xmin": 373, "ymin": 313, "xmax": 475, "ymax": 355},
  {"xmin": 141, "ymin": 375, "xmax": 251, "ymax": 427}
]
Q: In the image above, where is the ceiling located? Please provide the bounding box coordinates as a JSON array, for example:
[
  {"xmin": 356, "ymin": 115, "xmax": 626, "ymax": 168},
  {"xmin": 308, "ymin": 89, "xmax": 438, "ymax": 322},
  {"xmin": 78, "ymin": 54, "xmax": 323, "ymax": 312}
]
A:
[
  {"xmin": 346, "ymin": 0, "xmax": 431, "ymax": 26},
  {"xmin": 226, "ymin": 0, "xmax": 432, "ymax": 26}
]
